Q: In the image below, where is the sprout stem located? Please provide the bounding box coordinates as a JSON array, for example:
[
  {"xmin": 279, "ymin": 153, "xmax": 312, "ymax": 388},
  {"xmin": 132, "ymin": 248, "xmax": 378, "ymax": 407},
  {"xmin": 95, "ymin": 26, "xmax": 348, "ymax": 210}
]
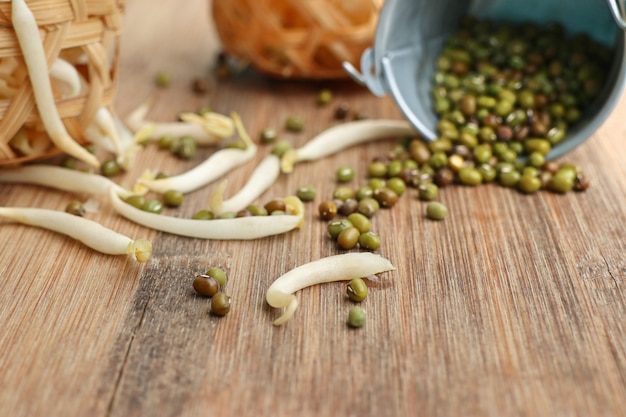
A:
[
  {"xmin": 50, "ymin": 58, "xmax": 82, "ymax": 98},
  {"xmin": 138, "ymin": 113, "xmax": 257, "ymax": 194},
  {"xmin": 110, "ymin": 188, "xmax": 304, "ymax": 240},
  {"xmin": 0, "ymin": 206, "xmax": 151, "ymax": 261},
  {"xmin": 209, "ymin": 154, "xmax": 281, "ymax": 214},
  {"xmin": 266, "ymin": 253, "xmax": 395, "ymax": 325},
  {"xmin": 281, "ymin": 119, "xmax": 415, "ymax": 173},
  {"xmin": 95, "ymin": 107, "xmax": 124, "ymax": 159},
  {"xmin": 12, "ymin": 0, "xmax": 100, "ymax": 169},
  {"xmin": 126, "ymin": 102, "xmax": 234, "ymax": 145},
  {"xmin": 0, "ymin": 165, "xmax": 132, "ymax": 197}
]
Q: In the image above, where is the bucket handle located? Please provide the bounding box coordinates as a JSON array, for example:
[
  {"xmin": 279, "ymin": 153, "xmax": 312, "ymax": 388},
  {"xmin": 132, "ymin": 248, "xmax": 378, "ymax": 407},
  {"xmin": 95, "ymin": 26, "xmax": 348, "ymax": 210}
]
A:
[{"xmin": 607, "ymin": 0, "xmax": 626, "ymax": 30}]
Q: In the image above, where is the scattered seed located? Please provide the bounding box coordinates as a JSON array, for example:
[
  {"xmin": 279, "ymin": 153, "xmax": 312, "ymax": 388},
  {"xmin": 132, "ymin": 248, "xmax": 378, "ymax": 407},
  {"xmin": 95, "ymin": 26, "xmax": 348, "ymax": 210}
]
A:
[
  {"xmin": 193, "ymin": 274, "xmax": 220, "ymax": 297},
  {"xmin": 426, "ymin": 202, "xmax": 448, "ymax": 220},
  {"xmin": 348, "ymin": 306, "xmax": 366, "ymax": 328}
]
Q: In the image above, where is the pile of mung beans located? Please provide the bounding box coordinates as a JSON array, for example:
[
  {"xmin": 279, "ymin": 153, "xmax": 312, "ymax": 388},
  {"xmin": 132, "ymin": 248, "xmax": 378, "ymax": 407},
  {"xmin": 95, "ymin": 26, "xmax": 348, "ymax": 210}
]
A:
[
  {"xmin": 313, "ymin": 163, "xmax": 404, "ymax": 251},
  {"xmin": 425, "ymin": 15, "xmax": 606, "ymax": 193},
  {"xmin": 193, "ymin": 266, "xmax": 231, "ymax": 317}
]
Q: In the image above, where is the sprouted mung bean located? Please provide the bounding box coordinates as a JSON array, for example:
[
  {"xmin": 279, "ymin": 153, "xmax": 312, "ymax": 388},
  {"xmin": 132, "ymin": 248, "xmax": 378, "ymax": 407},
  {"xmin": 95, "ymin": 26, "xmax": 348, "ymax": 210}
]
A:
[
  {"xmin": 111, "ymin": 189, "xmax": 305, "ymax": 240},
  {"xmin": 209, "ymin": 155, "xmax": 282, "ymax": 216},
  {"xmin": 139, "ymin": 114, "xmax": 257, "ymax": 195},
  {"xmin": 266, "ymin": 253, "xmax": 395, "ymax": 326},
  {"xmin": 0, "ymin": 207, "xmax": 151, "ymax": 262}
]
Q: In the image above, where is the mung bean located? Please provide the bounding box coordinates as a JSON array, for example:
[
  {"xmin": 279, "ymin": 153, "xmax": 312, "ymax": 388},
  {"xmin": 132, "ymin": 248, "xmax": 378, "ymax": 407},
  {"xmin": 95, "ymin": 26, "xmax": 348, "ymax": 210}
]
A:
[
  {"xmin": 426, "ymin": 202, "xmax": 447, "ymax": 220},
  {"xmin": 348, "ymin": 306, "xmax": 366, "ymax": 328}
]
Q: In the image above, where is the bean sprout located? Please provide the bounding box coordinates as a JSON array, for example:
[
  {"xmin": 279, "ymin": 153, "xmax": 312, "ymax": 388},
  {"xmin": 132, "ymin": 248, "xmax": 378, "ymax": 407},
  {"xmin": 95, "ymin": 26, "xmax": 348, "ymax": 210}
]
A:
[
  {"xmin": 50, "ymin": 58, "xmax": 82, "ymax": 98},
  {"xmin": 127, "ymin": 102, "xmax": 234, "ymax": 145},
  {"xmin": 109, "ymin": 187, "xmax": 305, "ymax": 240},
  {"xmin": 0, "ymin": 206, "xmax": 151, "ymax": 262},
  {"xmin": 87, "ymin": 107, "xmax": 125, "ymax": 159},
  {"xmin": 266, "ymin": 253, "xmax": 395, "ymax": 326},
  {"xmin": 209, "ymin": 154, "xmax": 281, "ymax": 215},
  {"xmin": 0, "ymin": 165, "xmax": 132, "ymax": 198},
  {"xmin": 12, "ymin": 0, "xmax": 100, "ymax": 169},
  {"xmin": 8, "ymin": 128, "xmax": 48, "ymax": 156},
  {"xmin": 281, "ymin": 119, "xmax": 415, "ymax": 173},
  {"xmin": 138, "ymin": 113, "xmax": 257, "ymax": 194}
]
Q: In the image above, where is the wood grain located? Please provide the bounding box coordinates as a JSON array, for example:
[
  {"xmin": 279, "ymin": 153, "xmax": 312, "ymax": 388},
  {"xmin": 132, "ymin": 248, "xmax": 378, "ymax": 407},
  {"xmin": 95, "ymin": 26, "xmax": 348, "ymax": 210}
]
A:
[{"xmin": 1, "ymin": 0, "xmax": 625, "ymax": 416}]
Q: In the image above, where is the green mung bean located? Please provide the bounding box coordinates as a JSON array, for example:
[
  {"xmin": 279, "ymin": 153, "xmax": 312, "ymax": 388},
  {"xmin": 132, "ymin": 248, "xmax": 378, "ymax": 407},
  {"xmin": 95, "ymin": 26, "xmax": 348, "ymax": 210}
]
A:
[
  {"xmin": 347, "ymin": 213, "xmax": 371, "ymax": 234},
  {"xmin": 426, "ymin": 202, "xmax": 448, "ymax": 220},
  {"xmin": 206, "ymin": 267, "xmax": 227, "ymax": 288},
  {"xmin": 336, "ymin": 166, "xmax": 355, "ymax": 182},
  {"xmin": 418, "ymin": 183, "xmax": 439, "ymax": 201},
  {"xmin": 259, "ymin": 128, "xmax": 278, "ymax": 144},
  {"xmin": 337, "ymin": 227, "xmax": 360, "ymax": 250},
  {"xmin": 327, "ymin": 219, "xmax": 353, "ymax": 239},
  {"xmin": 348, "ymin": 306, "xmax": 366, "ymax": 328},
  {"xmin": 65, "ymin": 200, "xmax": 85, "ymax": 217},
  {"xmin": 458, "ymin": 167, "xmax": 483, "ymax": 186},
  {"xmin": 333, "ymin": 186, "xmax": 355, "ymax": 201},
  {"xmin": 347, "ymin": 278, "xmax": 368, "ymax": 302},
  {"xmin": 358, "ymin": 232, "xmax": 381, "ymax": 251},
  {"xmin": 193, "ymin": 209, "xmax": 214, "ymax": 220},
  {"xmin": 285, "ymin": 116, "xmax": 305, "ymax": 132},
  {"xmin": 101, "ymin": 159, "xmax": 121, "ymax": 177},
  {"xmin": 163, "ymin": 189, "xmax": 184, "ymax": 207},
  {"xmin": 357, "ymin": 198, "xmax": 380, "ymax": 218},
  {"xmin": 296, "ymin": 185, "xmax": 317, "ymax": 202}
]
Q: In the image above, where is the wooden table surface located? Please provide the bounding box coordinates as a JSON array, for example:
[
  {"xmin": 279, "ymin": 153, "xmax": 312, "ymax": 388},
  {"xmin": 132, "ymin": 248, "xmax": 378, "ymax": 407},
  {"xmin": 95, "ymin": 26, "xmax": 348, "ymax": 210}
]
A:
[{"xmin": 1, "ymin": 1, "xmax": 625, "ymax": 416}]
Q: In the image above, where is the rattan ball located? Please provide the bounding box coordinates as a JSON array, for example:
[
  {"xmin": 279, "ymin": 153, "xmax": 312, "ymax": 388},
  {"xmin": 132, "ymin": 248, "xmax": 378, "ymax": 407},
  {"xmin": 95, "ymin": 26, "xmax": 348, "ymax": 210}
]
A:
[
  {"xmin": 211, "ymin": 0, "xmax": 383, "ymax": 79},
  {"xmin": 0, "ymin": 0, "xmax": 124, "ymax": 166}
]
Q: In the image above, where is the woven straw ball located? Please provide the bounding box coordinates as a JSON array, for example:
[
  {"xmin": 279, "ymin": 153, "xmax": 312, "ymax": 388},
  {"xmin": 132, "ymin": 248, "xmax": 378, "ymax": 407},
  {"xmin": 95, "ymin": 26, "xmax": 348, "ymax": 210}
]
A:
[
  {"xmin": 211, "ymin": 0, "xmax": 383, "ymax": 79},
  {"xmin": 0, "ymin": 0, "xmax": 124, "ymax": 166}
]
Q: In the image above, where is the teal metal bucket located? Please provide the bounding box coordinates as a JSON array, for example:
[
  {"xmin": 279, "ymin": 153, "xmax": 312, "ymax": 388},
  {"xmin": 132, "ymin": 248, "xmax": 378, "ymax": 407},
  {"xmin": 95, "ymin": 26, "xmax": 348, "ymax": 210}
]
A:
[{"xmin": 345, "ymin": 0, "xmax": 626, "ymax": 159}]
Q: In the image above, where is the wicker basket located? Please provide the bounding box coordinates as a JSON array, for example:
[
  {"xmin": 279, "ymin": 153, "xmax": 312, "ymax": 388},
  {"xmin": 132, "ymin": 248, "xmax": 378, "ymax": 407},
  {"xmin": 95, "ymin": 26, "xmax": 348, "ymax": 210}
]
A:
[
  {"xmin": 0, "ymin": 0, "xmax": 124, "ymax": 167},
  {"xmin": 211, "ymin": 0, "xmax": 383, "ymax": 79}
]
